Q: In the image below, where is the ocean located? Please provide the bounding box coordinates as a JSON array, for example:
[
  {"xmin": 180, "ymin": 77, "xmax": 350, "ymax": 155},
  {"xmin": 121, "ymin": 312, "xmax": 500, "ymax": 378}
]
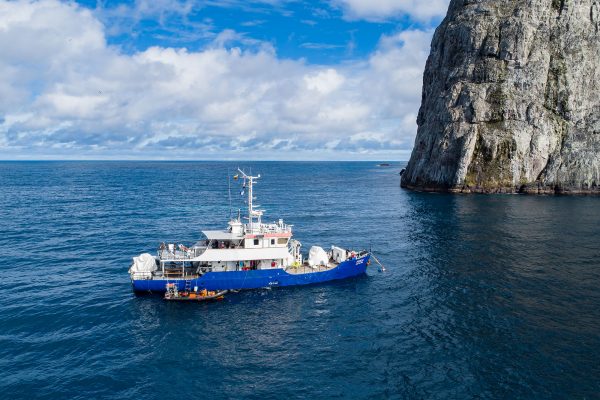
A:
[{"xmin": 0, "ymin": 161, "xmax": 599, "ymax": 399}]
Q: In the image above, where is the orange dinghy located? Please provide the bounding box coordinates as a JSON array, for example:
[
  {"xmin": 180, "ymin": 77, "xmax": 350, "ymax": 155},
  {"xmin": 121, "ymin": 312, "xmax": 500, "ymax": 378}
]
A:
[{"xmin": 164, "ymin": 283, "xmax": 227, "ymax": 302}]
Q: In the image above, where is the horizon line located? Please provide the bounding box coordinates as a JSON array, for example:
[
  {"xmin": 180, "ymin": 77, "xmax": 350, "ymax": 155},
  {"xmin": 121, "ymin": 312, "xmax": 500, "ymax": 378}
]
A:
[{"xmin": 0, "ymin": 159, "xmax": 408, "ymax": 163}]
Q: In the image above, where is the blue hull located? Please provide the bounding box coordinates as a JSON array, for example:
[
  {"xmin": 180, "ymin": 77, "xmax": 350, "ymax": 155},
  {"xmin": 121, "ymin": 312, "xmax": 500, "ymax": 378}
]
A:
[{"xmin": 132, "ymin": 254, "xmax": 370, "ymax": 293}]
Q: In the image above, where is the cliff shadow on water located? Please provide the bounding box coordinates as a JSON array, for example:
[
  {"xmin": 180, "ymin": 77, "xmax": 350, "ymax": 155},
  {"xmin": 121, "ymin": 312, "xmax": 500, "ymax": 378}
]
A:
[{"xmin": 395, "ymin": 191, "xmax": 600, "ymax": 397}]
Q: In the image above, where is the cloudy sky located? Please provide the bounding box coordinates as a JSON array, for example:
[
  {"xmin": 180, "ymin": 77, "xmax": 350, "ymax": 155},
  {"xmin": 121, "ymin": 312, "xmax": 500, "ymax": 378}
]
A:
[{"xmin": 0, "ymin": 0, "xmax": 450, "ymax": 160}]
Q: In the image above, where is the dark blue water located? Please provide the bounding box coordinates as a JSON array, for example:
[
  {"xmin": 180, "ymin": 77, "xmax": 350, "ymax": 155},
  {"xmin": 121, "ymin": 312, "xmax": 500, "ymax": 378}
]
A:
[{"xmin": 1, "ymin": 161, "xmax": 599, "ymax": 399}]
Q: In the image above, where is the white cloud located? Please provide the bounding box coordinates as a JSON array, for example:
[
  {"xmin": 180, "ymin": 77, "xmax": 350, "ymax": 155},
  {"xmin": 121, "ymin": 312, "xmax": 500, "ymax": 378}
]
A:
[
  {"xmin": 304, "ymin": 69, "xmax": 345, "ymax": 94},
  {"xmin": 0, "ymin": 0, "xmax": 435, "ymax": 160},
  {"xmin": 333, "ymin": 0, "xmax": 450, "ymax": 22}
]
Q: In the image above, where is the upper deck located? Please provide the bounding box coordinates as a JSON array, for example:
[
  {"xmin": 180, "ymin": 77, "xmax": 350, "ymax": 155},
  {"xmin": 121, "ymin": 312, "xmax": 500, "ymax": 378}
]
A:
[
  {"xmin": 156, "ymin": 169, "xmax": 297, "ymax": 265},
  {"xmin": 157, "ymin": 220, "xmax": 294, "ymax": 262},
  {"xmin": 243, "ymin": 220, "xmax": 292, "ymax": 236}
]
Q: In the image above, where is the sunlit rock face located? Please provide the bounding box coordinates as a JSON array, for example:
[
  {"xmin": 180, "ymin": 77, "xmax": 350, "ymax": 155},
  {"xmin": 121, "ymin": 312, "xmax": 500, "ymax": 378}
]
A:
[{"xmin": 401, "ymin": 0, "xmax": 600, "ymax": 194}]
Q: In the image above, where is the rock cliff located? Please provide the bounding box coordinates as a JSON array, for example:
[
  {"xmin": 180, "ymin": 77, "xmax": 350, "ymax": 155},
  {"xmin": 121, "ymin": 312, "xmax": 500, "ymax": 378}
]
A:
[{"xmin": 401, "ymin": 0, "xmax": 600, "ymax": 193}]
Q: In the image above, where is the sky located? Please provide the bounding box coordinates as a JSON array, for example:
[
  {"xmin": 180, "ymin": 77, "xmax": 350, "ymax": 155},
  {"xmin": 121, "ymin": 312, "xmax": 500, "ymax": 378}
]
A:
[{"xmin": 0, "ymin": 0, "xmax": 450, "ymax": 160}]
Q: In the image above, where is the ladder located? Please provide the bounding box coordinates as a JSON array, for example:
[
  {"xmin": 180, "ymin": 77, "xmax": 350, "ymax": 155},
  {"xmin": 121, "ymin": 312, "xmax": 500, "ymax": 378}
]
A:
[{"xmin": 184, "ymin": 279, "xmax": 192, "ymax": 291}]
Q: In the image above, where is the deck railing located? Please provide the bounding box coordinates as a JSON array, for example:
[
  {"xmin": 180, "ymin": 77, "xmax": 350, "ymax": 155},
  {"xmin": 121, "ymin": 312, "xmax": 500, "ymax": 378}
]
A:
[{"xmin": 158, "ymin": 247, "xmax": 206, "ymax": 260}]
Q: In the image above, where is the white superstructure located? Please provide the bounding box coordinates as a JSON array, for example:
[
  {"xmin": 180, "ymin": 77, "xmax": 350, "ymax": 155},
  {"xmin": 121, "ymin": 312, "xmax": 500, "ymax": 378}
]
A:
[{"xmin": 131, "ymin": 169, "xmax": 314, "ymax": 279}]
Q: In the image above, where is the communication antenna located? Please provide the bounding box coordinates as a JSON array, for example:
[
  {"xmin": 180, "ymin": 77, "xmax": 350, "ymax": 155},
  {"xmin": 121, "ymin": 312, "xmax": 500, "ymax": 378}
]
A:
[{"xmin": 227, "ymin": 169, "xmax": 232, "ymax": 220}]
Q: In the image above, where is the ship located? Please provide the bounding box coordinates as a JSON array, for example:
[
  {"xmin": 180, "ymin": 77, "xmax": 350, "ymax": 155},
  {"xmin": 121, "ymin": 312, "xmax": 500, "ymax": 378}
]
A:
[{"xmin": 129, "ymin": 169, "xmax": 371, "ymax": 293}]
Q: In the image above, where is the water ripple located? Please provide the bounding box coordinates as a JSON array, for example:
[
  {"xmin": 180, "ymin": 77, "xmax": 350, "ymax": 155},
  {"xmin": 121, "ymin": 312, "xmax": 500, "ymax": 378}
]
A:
[{"xmin": 0, "ymin": 161, "xmax": 599, "ymax": 399}]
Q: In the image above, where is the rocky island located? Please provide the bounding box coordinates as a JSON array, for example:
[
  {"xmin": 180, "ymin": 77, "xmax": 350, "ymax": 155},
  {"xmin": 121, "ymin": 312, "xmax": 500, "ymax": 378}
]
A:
[{"xmin": 401, "ymin": 0, "xmax": 600, "ymax": 194}]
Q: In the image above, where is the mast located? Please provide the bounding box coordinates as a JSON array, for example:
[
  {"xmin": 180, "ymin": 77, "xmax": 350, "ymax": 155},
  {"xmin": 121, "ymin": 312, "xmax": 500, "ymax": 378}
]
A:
[{"xmin": 237, "ymin": 168, "xmax": 263, "ymax": 232}]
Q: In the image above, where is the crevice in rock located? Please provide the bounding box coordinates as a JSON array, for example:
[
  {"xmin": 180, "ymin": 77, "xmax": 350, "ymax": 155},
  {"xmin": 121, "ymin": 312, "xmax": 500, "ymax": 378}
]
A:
[{"xmin": 552, "ymin": 0, "xmax": 566, "ymax": 15}]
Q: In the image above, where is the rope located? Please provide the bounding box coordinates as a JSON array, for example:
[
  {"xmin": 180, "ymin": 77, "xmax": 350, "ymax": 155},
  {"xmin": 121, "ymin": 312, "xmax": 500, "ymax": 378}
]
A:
[{"xmin": 371, "ymin": 253, "xmax": 387, "ymax": 272}]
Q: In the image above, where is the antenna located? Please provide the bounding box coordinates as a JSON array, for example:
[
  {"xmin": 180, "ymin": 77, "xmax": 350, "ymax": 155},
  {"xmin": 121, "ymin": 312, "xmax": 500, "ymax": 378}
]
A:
[{"xmin": 227, "ymin": 169, "xmax": 232, "ymax": 220}]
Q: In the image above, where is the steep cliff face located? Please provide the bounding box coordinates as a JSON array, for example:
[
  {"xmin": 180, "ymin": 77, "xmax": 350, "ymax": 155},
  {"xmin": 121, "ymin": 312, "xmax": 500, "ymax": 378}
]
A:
[{"xmin": 401, "ymin": 0, "xmax": 600, "ymax": 193}]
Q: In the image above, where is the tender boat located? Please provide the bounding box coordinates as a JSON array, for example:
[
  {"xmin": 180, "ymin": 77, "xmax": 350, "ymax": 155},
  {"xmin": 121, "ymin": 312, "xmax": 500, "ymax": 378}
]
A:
[
  {"xmin": 164, "ymin": 284, "xmax": 227, "ymax": 302},
  {"xmin": 129, "ymin": 169, "xmax": 371, "ymax": 293}
]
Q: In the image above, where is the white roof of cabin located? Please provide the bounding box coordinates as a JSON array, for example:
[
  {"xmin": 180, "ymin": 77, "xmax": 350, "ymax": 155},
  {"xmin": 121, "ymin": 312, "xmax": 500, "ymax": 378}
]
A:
[
  {"xmin": 202, "ymin": 230, "xmax": 243, "ymax": 240},
  {"xmin": 196, "ymin": 247, "xmax": 291, "ymax": 262}
]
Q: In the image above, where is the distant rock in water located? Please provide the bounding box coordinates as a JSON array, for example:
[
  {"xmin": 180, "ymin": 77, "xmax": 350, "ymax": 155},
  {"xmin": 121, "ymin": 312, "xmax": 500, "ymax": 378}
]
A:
[{"xmin": 401, "ymin": 0, "xmax": 600, "ymax": 194}]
